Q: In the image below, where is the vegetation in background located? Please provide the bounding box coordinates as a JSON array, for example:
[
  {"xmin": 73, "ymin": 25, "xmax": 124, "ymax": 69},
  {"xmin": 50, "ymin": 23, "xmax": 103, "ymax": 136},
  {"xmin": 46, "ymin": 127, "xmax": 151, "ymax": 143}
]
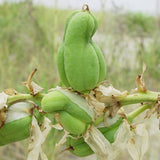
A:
[
  {"xmin": 0, "ymin": 1, "xmax": 160, "ymax": 160},
  {"xmin": 0, "ymin": 2, "xmax": 159, "ymax": 92}
]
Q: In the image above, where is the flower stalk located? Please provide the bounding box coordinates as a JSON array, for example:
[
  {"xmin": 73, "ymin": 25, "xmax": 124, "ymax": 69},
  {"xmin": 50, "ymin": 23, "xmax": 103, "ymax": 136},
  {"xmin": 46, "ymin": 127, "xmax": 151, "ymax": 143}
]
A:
[
  {"xmin": 6, "ymin": 93, "xmax": 45, "ymax": 106},
  {"xmin": 119, "ymin": 91, "xmax": 158, "ymax": 106},
  {"xmin": 5, "ymin": 90, "xmax": 159, "ymax": 124}
]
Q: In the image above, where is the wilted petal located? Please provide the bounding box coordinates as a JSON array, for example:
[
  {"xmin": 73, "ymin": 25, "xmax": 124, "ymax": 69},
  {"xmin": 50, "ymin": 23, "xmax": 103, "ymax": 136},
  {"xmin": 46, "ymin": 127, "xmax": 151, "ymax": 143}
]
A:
[
  {"xmin": 136, "ymin": 62, "xmax": 147, "ymax": 93},
  {"xmin": 86, "ymin": 91, "xmax": 105, "ymax": 116},
  {"xmin": 3, "ymin": 88, "xmax": 17, "ymax": 96},
  {"xmin": 55, "ymin": 130, "xmax": 69, "ymax": 148},
  {"xmin": 0, "ymin": 92, "xmax": 8, "ymax": 110},
  {"xmin": 113, "ymin": 119, "xmax": 131, "ymax": 146},
  {"xmin": 24, "ymin": 81, "xmax": 44, "ymax": 96},
  {"xmin": 84, "ymin": 120, "xmax": 131, "ymax": 160},
  {"xmin": 51, "ymin": 123, "xmax": 64, "ymax": 130},
  {"xmin": 93, "ymin": 85, "xmax": 128, "ymax": 117},
  {"xmin": 108, "ymin": 119, "xmax": 131, "ymax": 160},
  {"xmin": 84, "ymin": 125, "xmax": 111, "ymax": 159},
  {"xmin": 27, "ymin": 116, "xmax": 51, "ymax": 160},
  {"xmin": 95, "ymin": 85, "xmax": 125, "ymax": 105},
  {"xmin": 40, "ymin": 151, "xmax": 48, "ymax": 160},
  {"xmin": 127, "ymin": 123, "xmax": 149, "ymax": 160},
  {"xmin": 127, "ymin": 138, "xmax": 140, "ymax": 160},
  {"xmin": 136, "ymin": 124, "xmax": 149, "ymax": 160}
]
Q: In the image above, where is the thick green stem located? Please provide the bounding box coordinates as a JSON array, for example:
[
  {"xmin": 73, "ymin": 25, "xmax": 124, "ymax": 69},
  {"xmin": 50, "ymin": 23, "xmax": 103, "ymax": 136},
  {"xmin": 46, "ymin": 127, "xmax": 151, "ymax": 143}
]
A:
[
  {"xmin": 6, "ymin": 93, "xmax": 45, "ymax": 106},
  {"xmin": 120, "ymin": 91, "xmax": 159, "ymax": 106}
]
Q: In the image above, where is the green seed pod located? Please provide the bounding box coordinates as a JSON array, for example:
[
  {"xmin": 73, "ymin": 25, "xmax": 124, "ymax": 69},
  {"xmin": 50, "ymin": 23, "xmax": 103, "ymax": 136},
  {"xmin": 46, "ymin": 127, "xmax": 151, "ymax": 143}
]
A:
[
  {"xmin": 66, "ymin": 137, "xmax": 93, "ymax": 157},
  {"xmin": 41, "ymin": 87, "xmax": 94, "ymax": 135},
  {"xmin": 59, "ymin": 111, "xmax": 87, "ymax": 135},
  {"xmin": 0, "ymin": 102, "xmax": 34, "ymax": 146},
  {"xmin": 57, "ymin": 5, "xmax": 106, "ymax": 93},
  {"xmin": 98, "ymin": 118, "xmax": 123, "ymax": 143},
  {"xmin": 66, "ymin": 118, "xmax": 123, "ymax": 157}
]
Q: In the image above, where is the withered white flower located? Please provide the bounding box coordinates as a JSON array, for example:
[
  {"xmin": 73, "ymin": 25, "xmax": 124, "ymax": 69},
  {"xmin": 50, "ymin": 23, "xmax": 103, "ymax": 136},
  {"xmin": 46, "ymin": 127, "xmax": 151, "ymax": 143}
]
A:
[
  {"xmin": 84, "ymin": 119, "xmax": 131, "ymax": 160},
  {"xmin": 22, "ymin": 68, "xmax": 43, "ymax": 96},
  {"xmin": 24, "ymin": 81, "xmax": 44, "ymax": 96},
  {"xmin": 86, "ymin": 91, "xmax": 105, "ymax": 116},
  {"xmin": 55, "ymin": 130, "xmax": 69, "ymax": 149},
  {"xmin": 136, "ymin": 62, "xmax": 147, "ymax": 93},
  {"xmin": 0, "ymin": 92, "xmax": 8, "ymax": 110},
  {"xmin": 95, "ymin": 85, "xmax": 128, "ymax": 105},
  {"xmin": 27, "ymin": 116, "xmax": 51, "ymax": 160},
  {"xmin": 93, "ymin": 85, "xmax": 128, "ymax": 117},
  {"xmin": 127, "ymin": 123, "xmax": 149, "ymax": 160},
  {"xmin": 5, "ymin": 102, "xmax": 34, "ymax": 123},
  {"xmin": 51, "ymin": 123, "xmax": 64, "ymax": 130}
]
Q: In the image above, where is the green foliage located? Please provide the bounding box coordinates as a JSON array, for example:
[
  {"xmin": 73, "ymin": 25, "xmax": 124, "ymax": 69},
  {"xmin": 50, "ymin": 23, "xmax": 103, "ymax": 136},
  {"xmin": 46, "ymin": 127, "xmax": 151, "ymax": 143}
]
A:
[
  {"xmin": 0, "ymin": 2, "xmax": 72, "ymax": 91},
  {"xmin": 125, "ymin": 12, "xmax": 156, "ymax": 36},
  {"xmin": 143, "ymin": 38, "xmax": 160, "ymax": 80}
]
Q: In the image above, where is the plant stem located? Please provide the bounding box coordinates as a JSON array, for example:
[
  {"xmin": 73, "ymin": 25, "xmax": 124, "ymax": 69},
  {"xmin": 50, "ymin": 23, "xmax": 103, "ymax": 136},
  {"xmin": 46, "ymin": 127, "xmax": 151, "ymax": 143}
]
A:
[
  {"xmin": 127, "ymin": 104, "xmax": 151, "ymax": 121},
  {"xmin": 94, "ymin": 104, "xmax": 152, "ymax": 126},
  {"xmin": 5, "ymin": 90, "xmax": 158, "ymax": 123},
  {"xmin": 119, "ymin": 91, "xmax": 159, "ymax": 106},
  {"xmin": 6, "ymin": 93, "xmax": 45, "ymax": 106}
]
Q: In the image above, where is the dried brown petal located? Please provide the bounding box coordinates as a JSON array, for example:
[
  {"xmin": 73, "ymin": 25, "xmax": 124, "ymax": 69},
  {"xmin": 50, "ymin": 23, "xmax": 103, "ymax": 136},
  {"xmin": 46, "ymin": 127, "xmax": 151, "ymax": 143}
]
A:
[
  {"xmin": 23, "ymin": 81, "xmax": 44, "ymax": 96},
  {"xmin": 144, "ymin": 103, "xmax": 157, "ymax": 119},
  {"xmin": 4, "ymin": 88, "xmax": 18, "ymax": 96},
  {"xmin": 0, "ymin": 107, "xmax": 7, "ymax": 128},
  {"xmin": 0, "ymin": 92, "xmax": 8, "ymax": 110},
  {"xmin": 23, "ymin": 69, "xmax": 43, "ymax": 96},
  {"xmin": 145, "ymin": 95, "xmax": 160, "ymax": 120},
  {"xmin": 86, "ymin": 91, "xmax": 105, "ymax": 117},
  {"xmin": 136, "ymin": 62, "xmax": 147, "ymax": 93},
  {"xmin": 51, "ymin": 123, "xmax": 63, "ymax": 130},
  {"xmin": 93, "ymin": 85, "xmax": 128, "ymax": 117}
]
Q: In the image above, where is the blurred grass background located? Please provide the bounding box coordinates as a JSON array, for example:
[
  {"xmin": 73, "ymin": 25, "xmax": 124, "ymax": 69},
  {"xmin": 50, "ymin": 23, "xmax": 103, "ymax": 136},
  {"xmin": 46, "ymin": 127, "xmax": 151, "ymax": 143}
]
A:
[{"xmin": 0, "ymin": 0, "xmax": 160, "ymax": 159}]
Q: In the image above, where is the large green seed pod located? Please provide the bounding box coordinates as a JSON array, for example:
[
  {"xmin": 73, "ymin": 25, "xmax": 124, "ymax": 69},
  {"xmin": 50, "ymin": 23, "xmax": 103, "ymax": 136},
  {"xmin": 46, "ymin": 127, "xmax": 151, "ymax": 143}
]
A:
[
  {"xmin": 41, "ymin": 87, "xmax": 95, "ymax": 135},
  {"xmin": 0, "ymin": 102, "xmax": 33, "ymax": 146},
  {"xmin": 57, "ymin": 5, "xmax": 106, "ymax": 93}
]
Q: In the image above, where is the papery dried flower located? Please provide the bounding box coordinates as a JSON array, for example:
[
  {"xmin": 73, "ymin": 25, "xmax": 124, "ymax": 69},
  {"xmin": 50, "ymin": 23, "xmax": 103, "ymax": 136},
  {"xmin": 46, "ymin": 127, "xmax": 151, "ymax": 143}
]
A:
[
  {"xmin": 136, "ymin": 62, "xmax": 147, "ymax": 93},
  {"xmin": 27, "ymin": 116, "xmax": 51, "ymax": 160},
  {"xmin": 127, "ymin": 123, "xmax": 149, "ymax": 160},
  {"xmin": 0, "ymin": 92, "xmax": 8, "ymax": 127},
  {"xmin": 3, "ymin": 88, "xmax": 18, "ymax": 96},
  {"xmin": 84, "ymin": 119, "xmax": 131, "ymax": 160},
  {"xmin": 23, "ymin": 69, "xmax": 43, "ymax": 96},
  {"xmin": 92, "ymin": 85, "xmax": 128, "ymax": 117},
  {"xmin": 0, "ymin": 92, "xmax": 8, "ymax": 110},
  {"xmin": 86, "ymin": 90, "xmax": 105, "ymax": 117}
]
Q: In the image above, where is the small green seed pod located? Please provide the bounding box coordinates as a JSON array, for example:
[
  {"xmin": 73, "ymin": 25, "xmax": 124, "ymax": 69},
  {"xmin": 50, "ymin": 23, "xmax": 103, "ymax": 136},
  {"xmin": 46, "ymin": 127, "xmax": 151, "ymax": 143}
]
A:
[
  {"xmin": 66, "ymin": 118, "xmax": 123, "ymax": 157},
  {"xmin": 0, "ymin": 102, "xmax": 34, "ymax": 146},
  {"xmin": 59, "ymin": 111, "xmax": 87, "ymax": 135},
  {"xmin": 41, "ymin": 88, "xmax": 95, "ymax": 135},
  {"xmin": 57, "ymin": 4, "xmax": 106, "ymax": 93},
  {"xmin": 66, "ymin": 137, "xmax": 93, "ymax": 157}
]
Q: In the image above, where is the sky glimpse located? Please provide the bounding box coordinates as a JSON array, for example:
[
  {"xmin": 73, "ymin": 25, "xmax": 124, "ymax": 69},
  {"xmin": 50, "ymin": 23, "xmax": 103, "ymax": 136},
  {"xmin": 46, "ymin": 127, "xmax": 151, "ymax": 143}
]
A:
[{"xmin": 1, "ymin": 0, "xmax": 160, "ymax": 15}]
